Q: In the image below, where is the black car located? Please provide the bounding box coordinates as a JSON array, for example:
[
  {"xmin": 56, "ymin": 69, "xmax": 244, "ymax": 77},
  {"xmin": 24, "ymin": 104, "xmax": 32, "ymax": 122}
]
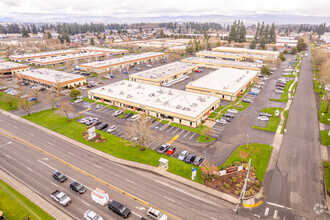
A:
[
  {"xmin": 108, "ymin": 200, "xmax": 131, "ymax": 218},
  {"xmin": 96, "ymin": 122, "xmax": 108, "ymax": 130},
  {"xmin": 124, "ymin": 113, "xmax": 134, "ymax": 119},
  {"xmin": 70, "ymin": 181, "xmax": 86, "ymax": 194},
  {"xmin": 52, "ymin": 171, "xmax": 67, "ymax": 182},
  {"xmin": 223, "ymin": 113, "xmax": 235, "ymax": 118},
  {"xmin": 157, "ymin": 144, "xmax": 171, "ymax": 154},
  {"xmin": 259, "ymin": 112, "xmax": 272, "ymax": 117},
  {"xmin": 184, "ymin": 154, "xmax": 196, "ymax": 164}
]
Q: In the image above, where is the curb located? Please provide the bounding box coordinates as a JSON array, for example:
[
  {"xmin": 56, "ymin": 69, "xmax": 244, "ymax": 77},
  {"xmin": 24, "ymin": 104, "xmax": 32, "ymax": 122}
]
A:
[{"xmin": 0, "ymin": 109, "xmax": 240, "ymax": 205}]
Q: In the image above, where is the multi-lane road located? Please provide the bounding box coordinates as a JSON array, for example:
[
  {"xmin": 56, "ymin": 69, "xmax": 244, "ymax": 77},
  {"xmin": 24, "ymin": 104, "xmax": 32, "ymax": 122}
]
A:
[{"xmin": 0, "ymin": 112, "xmax": 240, "ymax": 220}]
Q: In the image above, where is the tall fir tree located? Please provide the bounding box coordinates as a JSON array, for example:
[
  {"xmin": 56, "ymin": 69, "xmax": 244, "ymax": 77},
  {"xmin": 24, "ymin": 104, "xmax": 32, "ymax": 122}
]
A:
[
  {"xmin": 228, "ymin": 20, "xmax": 237, "ymax": 43},
  {"xmin": 238, "ymin": 21, "xmax": 246, "ymax": 43},
  {"xmin": 254, "ymin": 22, "xmax": 260, "ymax": 43},
  {"xmin": 269, "ymin": 23, "xmax": 276, "ymax": 43}
]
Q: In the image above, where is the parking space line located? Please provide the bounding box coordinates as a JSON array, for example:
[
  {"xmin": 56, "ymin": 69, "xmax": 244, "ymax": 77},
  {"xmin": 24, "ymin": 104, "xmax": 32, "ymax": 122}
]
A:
[
  {"xmin": 152, "ymin": 144, "xmax": 160, "ymax": 150},
  {"xmin": 172, "ymin": 127, "xmax": 180, "ymax": 134},
  {"xmin": 189, "ymin": 133, "xmax": 196, "ymax": 140},
  {"xmin": 159, "ymin": 124, "xmax": 169, "ymax": 131},
  {"xmin": 166, "ymin": 126, "xmax": 174, "ymax": 133},
  {"xmin": 183, "ymin": 131, "xmax": 191, "ymax": 138},
  {"xmin": 117, "ymin": 131, "xmax": 125, "ymax": 136},
  {"xmin": 177, "ymin": 129, "xmax": 185, "ymax": 136}
]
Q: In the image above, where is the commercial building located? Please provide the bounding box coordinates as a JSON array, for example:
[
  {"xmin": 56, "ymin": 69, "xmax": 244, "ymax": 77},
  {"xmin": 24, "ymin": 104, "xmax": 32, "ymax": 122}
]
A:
[
  {"xmin": 212, "ymin": 46, "xmax": 280, "ymax": 56},
  {"xmin": 0, "ymin": 61, "xmax": 29, "ymax": 77},
  {"xmin": 9, "ymin": 49, "xmax": 79, "ymax": 62},
  {"xmin": 80, "ymin": 52, "xmax": 167, "ymax": 74},
  {"xmin": 182, "ymin": 57, "xmax": 261, "ymax": 71},
  {"xmin": 77, "ymin": 47, "xmax": 128, "ymax": 55},
  {"xmin": 129, "ymin": 62, "xmax": 197, "ymax": 86},
  {"xmin": 88, "ymin": 81, "xmax": 220, "ymax": 127},
  {"xmin": 30, "ymin": 51, "xmax": 106, "ymax": 67},
  {"xmin": 16, "ymin": 69, "xmax": 86, "ymax": 89},
  {"xmin": 186, "ymin": 68, "xmax": 259, "ymax": 101},
  {"xmin": 197, "ymin": 50, "xmax": 278, "ymax": 63}
]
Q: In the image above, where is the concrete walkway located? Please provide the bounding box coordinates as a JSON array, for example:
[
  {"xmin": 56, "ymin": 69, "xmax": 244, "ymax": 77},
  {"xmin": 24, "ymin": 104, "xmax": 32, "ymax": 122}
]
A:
[{"xmin": 0, "ymin": 169, "xmax": 73, "ymax": 220}]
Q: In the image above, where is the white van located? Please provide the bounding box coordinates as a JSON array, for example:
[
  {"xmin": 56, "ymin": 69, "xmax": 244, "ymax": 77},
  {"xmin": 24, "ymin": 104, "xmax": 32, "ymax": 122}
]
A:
[{"xmin": 91, "ymin": 188, "xmax": 109, "ymax": 206}]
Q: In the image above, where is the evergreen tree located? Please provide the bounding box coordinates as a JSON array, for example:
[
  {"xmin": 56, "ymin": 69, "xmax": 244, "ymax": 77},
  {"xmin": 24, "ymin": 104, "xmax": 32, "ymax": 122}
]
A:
[
  {"xmin": 47, "ymin": 32, "xmax": 52, "ymax": 39},
  {"xmin": 229, "ymin": 20, "xmax": 237, "ymax": 43},
  {"xmin": 226, "ymin": 25, "xmax": 230, "ymax": 31},
  {"xmin": 90, "ymin": 38, "xmax": 95, "ymax": 46},
  {"xmin": 249, "ymin": 39, "xmax": 256, "ymax": 49},
  {"xmin": 259, "ymin": 38, "xmax": 266, "ymax": 50},
  {"xmin": 185, "ymin": 40, "xmax": 194, "ymax": 53},
  {"xmin": 32, "ymin": 24, "xmax": 38, "ymax": 34},
  {"xmin": 254, "ymin": 22, "xmax": 260, "ymax": 43},
  {"xmin": 269, "ymin": 23, "xmax": 276, "ymax": 43},
  {"xmin": 27, "ymin": 26, "xmax": 31, "ymax": 33},
  {"xmin": 259, "ymin": 22, "xmax": 265, "ymax": 41},
  {"xmin": 264, "ymin": 24, "xmax": 269, "ymax": 43},
  {"xmin": 297, "ymin": 38, "xmax": 307, "ymax": 51},
  {"xmin": 260, "ymin": 65, "xmax": 271, "ymax": 76},
  {"xmin": 21, "ymin": 27, "xmax": 29, "ymax": 37},
  {"xmin": 238, "ymin": 21, "xmax": 246, "ymax": 43}
]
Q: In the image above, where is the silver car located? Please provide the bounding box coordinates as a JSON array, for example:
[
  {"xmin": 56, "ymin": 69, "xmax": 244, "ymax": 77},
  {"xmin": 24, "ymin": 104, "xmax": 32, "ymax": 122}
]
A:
[
  {"xmin": 177, "ymin": 150, "xmax": 189, "ymax": 161},
  {"xmin": 107, "ymin": 125, "xmax": 117, "ymax": 133}
]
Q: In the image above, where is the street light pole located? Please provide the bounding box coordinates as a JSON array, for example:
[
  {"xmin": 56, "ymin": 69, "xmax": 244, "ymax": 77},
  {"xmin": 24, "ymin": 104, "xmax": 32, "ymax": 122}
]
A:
[{"xmin": 246, "ymin": 134, "xmax": 249, "ymax": 150}]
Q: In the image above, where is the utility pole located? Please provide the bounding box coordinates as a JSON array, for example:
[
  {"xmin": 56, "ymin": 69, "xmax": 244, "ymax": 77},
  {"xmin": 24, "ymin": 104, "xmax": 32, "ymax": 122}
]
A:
[{"xmin": 233, "ymin": 158, "xmax": 251, "ymax": 215}]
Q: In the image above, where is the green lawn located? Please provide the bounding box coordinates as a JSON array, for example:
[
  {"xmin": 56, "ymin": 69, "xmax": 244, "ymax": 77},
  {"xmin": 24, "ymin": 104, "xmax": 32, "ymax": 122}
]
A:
[
  {"xmin": 208, "ymin": 112, "xmax": 218, "ymax": 119},
  {"xmin": 0, "ymin": 91, "xmax": 18, "ymax": 111},
  {"xmin": 281, "ymin": 110, "xmax": 289, "ymax": 134},
  {"xmin": 283, "ymin": 71, "xmax": 296, "ymax": 78},
  {"xmin": 252, "ymin": 108, "xmax": 283, "ymax": 133},
  {"xmin": 124, "ymin": 109, "xmax": 138, "ymax": 115},
  {"xmin": 220, "ymin": 143, "xmax": 273, "ymax": 182},
  {"xmin": 319, "ymin": 101, "xmax": 330, "ymax": 124},
  {"xmin": 215, "ymin": 106, "xmax": 226, "ymax": 112},
  {"xmin": 196, "ymin": 135, "xmax": 215, "ymax": 143},
  {"xmin": 292, "ymin": 82, "xmax": 297, "ymax": 95},
  {"xmin": 269, "ymin": 80, "xmax": 293, "ymax": 102},
  {"xmin": 321, "ymin": 130, "xmax": 330, "ymax": 146},
  {"xmin": 314, "ymin": 80, "xmax": 326, "ymax": 99},
  {"xmin": 89, "ymin": 72, "xmax": 98, "ymax": 77},
  {"xmin": 324, "ymin": 161, "xmax": 330, "ymax": 194},
  {"xmin": 170, "ymin": 123, "xmax": 208, "ymax": 134},
  {"xmin": 0, "ymin": 178, "xmax": 54, "ymax": 220},
  {"xmin": 161, "ymin": 120, "xmax": 169, "ymax": 124},
  {"xmin": 82, "ymin": 97, "xmax": 96, "ymax": 103},
  {"xmin": 23, "ymin": 109, "xmax": 203, "ymax": 184}
]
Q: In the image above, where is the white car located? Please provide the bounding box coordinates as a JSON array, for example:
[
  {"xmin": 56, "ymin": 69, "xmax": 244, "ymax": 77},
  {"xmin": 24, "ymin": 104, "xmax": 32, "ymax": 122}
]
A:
[
  {"xmin": 177, "ymin": 150, "xmax": 189, "ymax": 161},
  {"xmin": 80, "ymin": 117, "xmax": 90, "ymax": 123},
  {"xmin": 227, "ymin": 109, "xmax": 238, "ymax": 114},
  {"xmin": 113, "ymin": 110, "xmax": 123, "ymax": 116},
  {"xmin": 84, "ymin": 210, "xmax": 103, "ymax": 220},
  {"xmin": 274, "ymin": 89, "xmax": 284, "ymax": 94},
  {"xmin": 262, "ymin": 77, "xmax": 269, "ymax": 81},
  {"xmin": 95, "ymin": 104, "xmax": 103, "ymax": 109},
  {"xmin": 257, "ymin": 116, "xmax": 270, "ymax": 121},
  {"xmin": 216, "ymin": 119, "xmax": 229, "ymax": 125},
  {"xmin": 74, "ymin": 99, "xmax": 83, "ymax": 103},
  {"xmin": 129, "ymin": 115, "xmax": 141, "ymax": 121},
  {"xmin": 107, "ymin": 125, "xmax": 117, "ymax": 133},
  {"xmin": 147, "ymin": 207, "xmax": 168, "ymax": 220},
  {"xmin": 80, "ymin": 86, "xmax": 87, "ymax": 90}
]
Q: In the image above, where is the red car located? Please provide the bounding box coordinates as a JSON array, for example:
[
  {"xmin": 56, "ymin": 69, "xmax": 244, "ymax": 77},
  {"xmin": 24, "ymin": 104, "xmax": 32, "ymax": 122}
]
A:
[
  {"xmin": 194, "ymin": 70, "xmax": 201, "ymax": 73},
  {"xmin": 165, "ymin": 146, "xmax": 176, "ymax": 156}
]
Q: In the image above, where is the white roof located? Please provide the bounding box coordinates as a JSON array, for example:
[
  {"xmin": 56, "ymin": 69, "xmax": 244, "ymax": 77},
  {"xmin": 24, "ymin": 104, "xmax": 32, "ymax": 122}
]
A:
[
  {"xmin": 82, "ymin": 52, "xmax": 166, "ymax": 68},
  {"xmin": 9, "ymin": 49, "xmax": 77, "ymax": 59},
  {"xmin": 213, "ymin": 46, "xmax": 279, "ymax": 56},
  {"xmin": 78, "ymin": 47, "xmax": 128, "ymax": 53},
  {"xmin": 183, "ymin": 57, "xmax": 262, "ymax": 69},
  {"xmin": 130, "ymin": 62, "xmax": 196, "ymax": 80},
  {"xmin": 89, "ymin": 81, "xmax": 219, "ymax": 118},
  {"xmin": 18, "ymin": 69, "xmax": 85, "ymax": 83},
  {"xmin": 197, "ymin": 50, "xmax": 242, "ymax": 58},
  {"xmin": 187, "ymin": 68, "xmax": 259, "ymax": 94},
  {"xmin": 0, "ymin": 61, "xmax": 28, "ymax": 70},
  {"xmin": 31, "ymin": 51, "xmax": 104, "ymax": 64},
  {"xmin": 201, "ymin": 50, "xmax": 277, "ymax": 59}
]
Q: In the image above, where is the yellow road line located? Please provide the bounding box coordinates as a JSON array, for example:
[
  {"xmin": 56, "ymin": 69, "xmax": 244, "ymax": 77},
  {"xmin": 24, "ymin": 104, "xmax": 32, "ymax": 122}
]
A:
[
  {"xmin": 243, "ymin": 200, "xmax": 263, "ymax": 208},
  {"xmin": 78, "ymin": 108, "xmax": 91, "ymax": 114},
  {"xmin": 167, "ymin": 135, "xmax": 179, "ymax": 144},
  {"xmin": 0, "ymin": 129, "xmax": 181, "ymax": 220}
]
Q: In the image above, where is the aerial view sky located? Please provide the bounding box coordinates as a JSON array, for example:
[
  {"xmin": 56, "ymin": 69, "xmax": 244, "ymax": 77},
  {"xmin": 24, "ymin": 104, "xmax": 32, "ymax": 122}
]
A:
[{"xmin": 0, "ymin": 0, "xmax": 328, "ymax": 17}]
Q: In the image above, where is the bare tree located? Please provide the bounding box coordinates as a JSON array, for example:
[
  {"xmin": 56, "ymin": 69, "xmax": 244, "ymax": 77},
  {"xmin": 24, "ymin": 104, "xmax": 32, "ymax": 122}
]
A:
[
  {"xmin": 3, "ymin": 94, "xmax": 17, "ymax": 109},
  {"xmin": 53, "ymin": 76, "xmax": 62, "ymax": 97},
  {"xmin": 17, "ymin": 98, "xmax": 32, "ymax": 116},
  {"xmin": 124, "ymin": 117, "xmax": 163, "ymax": 150},
  {"xmin": 200, "ymin": 126, "xmax": 213, "ymax": 139},
  {"xmin": 46, "ymin": 92, "xmax": 59, "ymax": 109},
  {"xmin": 58, "ymin": 100, "xmax": 75, "ymax": 121},
  {"xmin": 30, "ymin": 88, "xmax": 41, "ymax": 102}
]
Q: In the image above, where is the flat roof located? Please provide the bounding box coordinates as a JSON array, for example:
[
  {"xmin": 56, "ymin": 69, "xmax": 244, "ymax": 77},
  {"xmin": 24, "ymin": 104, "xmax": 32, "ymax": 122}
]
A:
[
  {"xmin": 81, "ymin": 52, "xmax": 166, "ymax": 68},
  {"xmin": 129, "ymin": 62, "xmax": 196, "ymax": 80},
  {"xmin": 31, "ymin": 51, "xmax": 105, "ymax": 64},
  {"xmin": 182, "ymin": 57, "xmax": 262, "ymax": 69},
  {"xmin": 89, "ymin": 81, "xmax": 219, "ymax": 118},
  {"xmin": 18, "ymin": 69, "xmax": 85, "ymax": 83},
  {"xmin": 197, "ymin": 51, "xmax": 242, "ymax": 58},
  {"xmin": 0, "ymin": 61, "xmax": 29, "ymax": 70},
  {"xmin": 78, "ymin": 47, "xmax": 128, "ymax": 53},
  {"xmin": 212, "ymin": 46, "xmax": 279, "ymax": 55},
  {"xmin": 187, "ymin": 68, "xmax": 259, "ymax": 94},
  {"xmin": 9, "ymin": 49, "xmax": 78, "ymax": 59}
]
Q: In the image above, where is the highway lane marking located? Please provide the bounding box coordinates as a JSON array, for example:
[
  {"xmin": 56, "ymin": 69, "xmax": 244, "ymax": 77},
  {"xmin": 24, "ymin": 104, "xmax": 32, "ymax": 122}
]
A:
[
  {"xmin": 156, "ymin": 180, "xmax": 218, "ymax": 206},
  {"xmin": 26, "ymin": 167, "xmax": 33, "ymax": 172},
  {"xmin": 50, "ymin": 182, "xmax": 59, "ymax": 187},
  {"xmin": 5, "ymin": 154, "xmax": 12, "ymax": 159},
  {"xmin": 273, "ymin": 210, "xmax": 278, "ymax": 219},
  {"xmin": 1, "ymin": 130, "xmax": 180, "ymax": 220},
  {"xmin": 183, "ymin": 131, "xmax": 191, "ymax": 138},
  {"xmin": 125, "ymin": 179, "xmax": 135, "ymax": 184},
  {"xmin": 264, "ymin": 207, "xmax": 269, "ymax": 216},
  {"xmin": 163, "ymin": 196, "xmax": 175, "ymax": 202},
  {"xmin": 0, "ymin": 141, "xmax": 12, "ymax": 148},
  {"xmin": 68, "ymin": 152, "xmax": 75, "ymax": 156},
  {"xmin": 189, "ymin": 133, "xmax": 196, "ymax": 140},
  {"xmin": 81, "ymin": 200, "xmax": 91, "ymax": 207},
  {"xmin": 93, "ymin": 164, "xmax": 102, "ymax": 169},
  {"xmin": 46, "ymin": 142, "xmax": 54, "ymax": 146},
  {"xmin": 266, "ymin": 202, "xmax": 292, "ymax": 210},
  {"xmin": 13, "ymin": 125, "xmax": 18, "ymax": 129},
  {"xmin": 136, "ymin": 206, "xmax": 145, "ymax": 210},
  {"xmin": 131, "ymin": 211, "xmax": 142, "ymax": 218},
  {"xmin": 167, "ymin": 135, "xmax": 179, "ymax": 145},
  {"xmin": 28, "ymin": 133, "xmax": 34, "ymax": 136}
]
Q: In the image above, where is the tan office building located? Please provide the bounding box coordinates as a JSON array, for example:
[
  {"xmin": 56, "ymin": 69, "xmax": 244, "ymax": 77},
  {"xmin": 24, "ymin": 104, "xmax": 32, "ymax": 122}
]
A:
[
  {"xmin": 0, "ymin": 61, "xmax": 29, "ymax": 77},
  {"xmin": 9, "ymin": 49, "xmax": 79, "ymax": 62},
  {"xmin": 88, "ymin": 81, "xmax": 220, "ymax": 127},
  {"xmin": 77, "ymin": 47, "xmax": 128, "ymax": 55}
]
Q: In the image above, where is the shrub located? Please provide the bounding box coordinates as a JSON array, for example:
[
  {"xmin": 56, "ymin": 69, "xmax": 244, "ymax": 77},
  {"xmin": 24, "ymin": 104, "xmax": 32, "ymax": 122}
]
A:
[
  {"xmin": 224, "ymin": 163, "xmax": 233, "ymax": 168},
  {"xmin": 232, "ymin": 177, "xmax": 237, "ymax": 183},
  {"xmin": 245, "ymin": 191, "xmax": 251, "ymax": 196},
  {"xmin": 223, "ymin": 183, "xmax": 230, "ymax": 189},
  {"xmin": 255, "ymin": 180, "xmax": 260, "ymax": 187},
  {"xmin": 234, "ymin": 190, "xmax": 240, "ymax": 195},
  {"xmin": 233, "ymin": 161, "xmax": 241, "ymax": 166},
  {"xmin": 236, "ymin": 184, "xmax": 241, "ymax": 188}
]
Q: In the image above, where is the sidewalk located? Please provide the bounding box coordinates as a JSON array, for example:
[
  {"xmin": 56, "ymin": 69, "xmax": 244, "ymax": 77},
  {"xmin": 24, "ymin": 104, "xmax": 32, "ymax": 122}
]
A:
[
  {"xmin": 0, "ymin": 109, "xmax": 240, "ymax": 205},
  {"xmin": 0, "ymin": 169, "xmax": 73, "ymax": 220}
]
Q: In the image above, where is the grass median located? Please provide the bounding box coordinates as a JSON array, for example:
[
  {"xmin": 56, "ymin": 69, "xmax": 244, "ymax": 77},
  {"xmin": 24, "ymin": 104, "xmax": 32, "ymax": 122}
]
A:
[
  {"xmin": 219, "ymin": 143, "xmax": 273, "ymax": 182},
  {"xmin": 319, "ymin": 101, "xmax": 330, "ymax": 124},
  {"xmin": 269, "ymin": 80, "xmax": 293, "ymax": 102},
  {"xmin": 0, "ymin": 91, "xmax": 18, "ymax": 111},
  {"xmin": 23, "ymin": 109, "xmax": 203, "ymax": 183},
  {"xmin": 324, "ymin": 161, "xmax": 330, "ymax": 195},
  {"xmin": 0, "ymin": 178, "xmax": 54, "ymax": 220},
  {"xmin": 281, "ymin": 110, "xmax": 289, "ymax": 134},
  {"xmin": 252, "ymin": 107, "xmax": 283, "ymax": 133},
  {"xmin": 320, "ymin": 130, "xmax": 330, "ymax": 146}
]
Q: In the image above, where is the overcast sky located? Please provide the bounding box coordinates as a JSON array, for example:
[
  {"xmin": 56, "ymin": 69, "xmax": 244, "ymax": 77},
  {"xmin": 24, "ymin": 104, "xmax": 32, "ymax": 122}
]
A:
[{"xmin": 0, "ymin": 0, "xmax": 328, "ymax": 18}]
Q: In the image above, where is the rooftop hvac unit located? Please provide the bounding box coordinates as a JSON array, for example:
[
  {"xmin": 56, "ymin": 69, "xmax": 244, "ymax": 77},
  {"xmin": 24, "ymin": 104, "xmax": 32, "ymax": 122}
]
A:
[
  {"xmin": 163, "ymin": 101, "xmax": 169, "ymax": 106},
  {"xmin": 198, "ymin": 96, "xmax": 206, "ymax": 102},
  {"xmin": 191, "ymin": 103, "xmax": 198, "ymax": 107},
  {"xmin": 108, "ymin": 89, "xmax": 113, "ymax": 93},
  {"xmin": 128, "ymin": 83, "xmax": 132, "ymax": 87},
  {"xmin": 137, "ymin": 85, "xmax": 142, "ymax": 89},
  {"xmin": 149, "ymin": 93, "xmax": 155, "ymax": 97},
  {"xmin": 127, "ymin": 94, "xmax": 132, "ymax": 98},
  {"xmin": 156, "ymin": 98, "xmax": 161, "ymax": 103},
  {"xmin": 176, "ymin": 105, "xmax": 182, "ymax": 109},
  {"xmin": 119, "ymin": 91, "xmax": 124, "ymax": 95}
]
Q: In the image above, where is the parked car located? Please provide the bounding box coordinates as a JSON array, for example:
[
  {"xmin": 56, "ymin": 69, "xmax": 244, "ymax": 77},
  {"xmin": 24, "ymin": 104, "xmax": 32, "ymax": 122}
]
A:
[
  {"xmin": 95, "ymin": 104, "xmax": 103, "ymax": 109},
  {"xmin": 177, "ymin": 150, "xmax": 189, "ymax": 161},
  {"xmin": 108, "ymin": 200, "xmax": 131, "ymax": 218},
  {"xmin": 132, "ymin": 134, "xmax": 141, "ymax": 141},
  {"xmin": 259, "ymin": 81, "xmax": 266, "ymax": 85},
  {"xmin": 135, "ymin": 67, "xmax": 142, "ymax": 71},
  {"xmin": 70, "ymin": 181, "xmax": 86, "ymax": 194},
  {"xmin": 194, "ymin": 70, "xmax": 201, "ymax": 73},
  {"xmin": 147, "ymin": 207, "xmax": 168, "ymax": 220},
  {"xmin": 223, "ymin": 113, "xmax": 235, "ymax": 118},
  {"xmin": 107, "ymin": 125, "xmax": 117, "ymax": 133},
  {"xmin": 274, "ymin": 89, "xmax": 284, "ymax": 94},
  {"xmin": 84, "ymin": 210, "xmax": 103, "ymax": 220},
  {"xmin": 193, "ymin": 156, "xmax": 204, "ymax": 166},
  {"xmin": 249, "ymin": 91, "xmax": 258, "ymax": 95},
  {"xmin": 276, "ymin": 86, "xmax": 285, "ymax": 90},
  {"xmin": 53, "ymin": 171, "xmax": 67, "ymax": 182},
  {"xmin": 257, "ymin": 116, "xmax": 270, "ymax": 121},
  {"xmin": 146, "ymin": 64, "xmax": 153, "ymax": 68},
  {"xmin": 165, "ymin": 146, "xmax": 176, "ymax": 156},
  {"xmin": 90, "ymin": 120, "xmax": 102, "ymax": 126},
  {"xmin": 259, "ymin": 112, "xmax": 272, "ymax": 117},
  {"xmin": 184, "ymin": 154, "xmax": 196, "ymax": 164},
  {"xmin": 129, "ymin": 115, "xmax": 141, "ymax": 121},
  {"xmin": 242, "ymin": 98, "xmax": 252, "ymax": 103},
  {"xmin": 262, "ymin": 76, "xmax": 269, "ymax": 80},
  {"xmin": 227, "ymin": 109, "xmax": 238, "ymax": 114},
  {"xmin": 216, "ymin": 119, "xmax": 229, "ymax": 125},
  {"xmin": 124, "ymin": 113, "xmax": 134, "ymax": 119},
  {"xmin": 113, "ymin": 110, "xmax": 123, "ymax": 117},
  {"xmin": 29, "ymin": 97, "xmax": 36, "ymax": 101},
  {"xmin": 220, "ymin": 117, "xmax": 231, "ymax": 122},
  {"xmin": 96, "ymin": 123, "xmax": 108, "ymax": 130},
  {"xmin": 74, "ymin": 99, "xmax": 83, "ymax": 103},
  {"xmin": 157, "ymin": 144, "xmax": 171, "ymax": 154}
]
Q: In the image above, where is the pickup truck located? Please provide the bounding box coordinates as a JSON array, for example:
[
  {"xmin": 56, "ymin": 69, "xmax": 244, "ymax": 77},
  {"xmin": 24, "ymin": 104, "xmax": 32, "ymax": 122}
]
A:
[{"xmin": 51, "ymin": 190, "xmax": 71, "ymax": 206}]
